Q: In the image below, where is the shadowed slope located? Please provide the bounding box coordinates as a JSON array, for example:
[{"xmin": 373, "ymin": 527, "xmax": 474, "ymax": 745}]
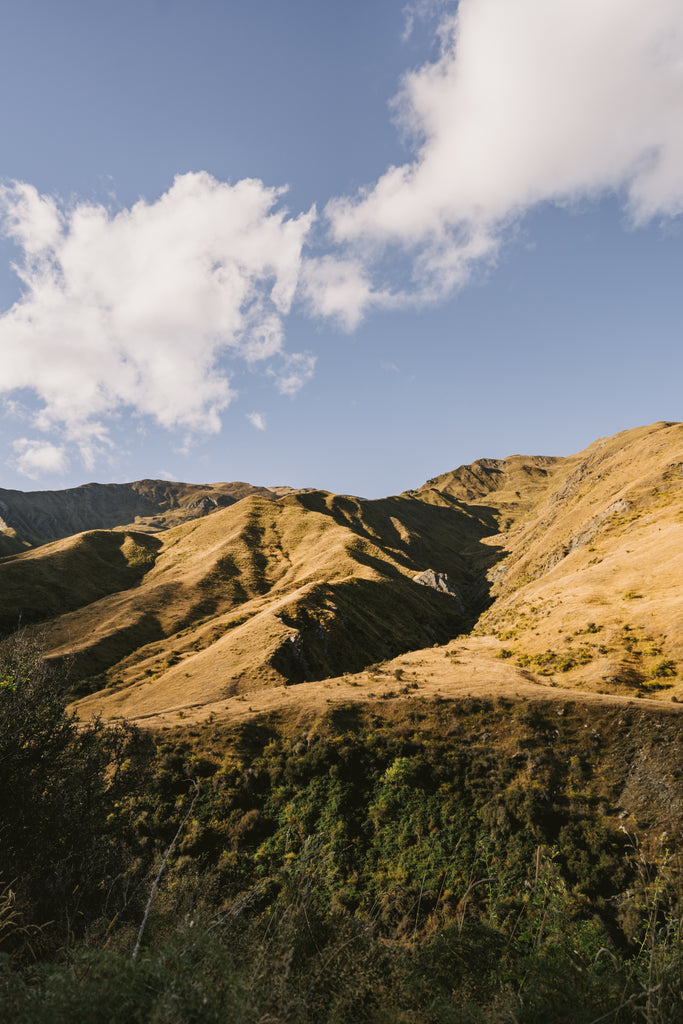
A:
[
  {"xmin": 1, "ymin": 421, "xmax": 680, "ymax": 726},
  {"xmin": 31, "ymin": 490, "xmax": 488, "ymax": 712},
  {"xmin": 0, "ymin": 531, "xmax": 162, "ymax": 634},
  {"xmin": 413, "ymin": 453, "xmax": 565, "ymax": 530}
]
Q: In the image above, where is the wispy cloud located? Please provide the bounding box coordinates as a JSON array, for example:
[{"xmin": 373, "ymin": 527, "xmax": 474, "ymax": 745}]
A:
[
  {"xmin": 0, "ymin": 172, "xmax": 314, "ymax": 472},
  {"xmin": 402, "ymin": 0, "xmax": 453, "ymax": 44},
  {"xmin": 270, "ymin": 351, "xmax": 317, "ymax": 396},
  {"xmin": 246, "ymin": 411, "xmax": 267, "ymax": 431},
  {"xmin": 329, "ymin": 0, "xmax": 683, "ymax": 303}
]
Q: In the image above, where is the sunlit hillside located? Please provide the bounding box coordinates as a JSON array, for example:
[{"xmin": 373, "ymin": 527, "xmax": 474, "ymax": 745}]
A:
[{"xmin": 0, "ymin": 421, "xmax": 680, "ymax": 727}]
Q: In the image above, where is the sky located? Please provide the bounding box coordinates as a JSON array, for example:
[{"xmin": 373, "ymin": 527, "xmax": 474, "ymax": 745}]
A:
[{"xmin": 0, "ymin": 0, "xmax": 682, "ymax": 498}]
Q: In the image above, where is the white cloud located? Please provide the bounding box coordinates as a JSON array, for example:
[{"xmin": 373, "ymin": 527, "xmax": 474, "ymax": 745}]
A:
[
  {"xmin": 2, "ymin": 398, "xmax": 31, "ymax": 422},
  {"xmin": 246, "ymin": 411, "xmax": 267, "ymax": 431},
  {"xmin": 5, "ymin": 1, "xmax": 683, "ymax": 481},
  {"xmin": 270, "ymin": 351, "xmax": 317, "ymax": 397},
  {"xmin": 0, "ymin": 173, "xmax": 315, "ymax": 469},
  {"xmin": 300, "ymin": 255, "xmax": 377, "ymax": 330},
  {"xmin": 0, "ymin": 182, "xmax": 63, "ymax": 256},
  {"xmin": 11, "ymin": 439, "xmax": 69, "ymax": 479},
  {"xmin": 329, "ymin": 0, "xmax": 683, "ymax": 300}
]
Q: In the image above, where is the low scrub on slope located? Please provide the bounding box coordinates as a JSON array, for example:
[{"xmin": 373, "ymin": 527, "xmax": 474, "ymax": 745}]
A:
[{"xmin": 3, "ymin": 637, "xmax": 683, "ymax": 1022}]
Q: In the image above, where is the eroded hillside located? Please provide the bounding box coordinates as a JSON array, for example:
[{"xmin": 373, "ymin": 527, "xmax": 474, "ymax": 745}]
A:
[
  {"xmin": 0, "ymin": 421, "xmax": 680, "ymax": 725},
  {"xmin": 471, "ymin": 422, "xmax": 683, "ymax": 692},
  {"xmin": 7, "ymin": 488, "xmax": 493, "ymax": 715}
]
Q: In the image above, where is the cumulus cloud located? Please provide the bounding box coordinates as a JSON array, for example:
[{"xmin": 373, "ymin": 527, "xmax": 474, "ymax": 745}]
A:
[
  {"xmin": 329, "ymin": 0, "xmax": 683, "ymax": 300},
  {"xmin": 246, "ymin": 411, "xmax": 266, "ymax": 431},
  {"xmin": 0, "ymin": 172, "xmax": 315, "ymax": 470},
  {"xmin": 11, "ymin": 439, "xmax": 69, "ymax": 478},
  {"xmin": 5, "ymin": 1, "xmax": 683, "ymax": 481},
  {"xmin": 300, "ymin": 255, "xmax": 378, "ymax": 330},
  {"xmin": 0, "ymin": 181, "xmax": 63, "ymax": 255}
]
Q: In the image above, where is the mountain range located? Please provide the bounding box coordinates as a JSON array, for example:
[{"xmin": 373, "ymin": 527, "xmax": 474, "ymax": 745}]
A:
[{"xmin": 0, "ymin": 420, "xmax": 680, "ymax": 727}]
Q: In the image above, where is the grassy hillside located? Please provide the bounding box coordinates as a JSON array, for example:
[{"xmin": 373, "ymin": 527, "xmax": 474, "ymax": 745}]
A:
[
  {"xmin": 0, "ymin": 530, "xmax": 162, "ymax": 635},
  {"xmin": 1, "ymin": 425, "xmax": 683, "ymax": 1022},
  {"xmin": 0, "ymin": 421, "xmax": 679, "ymax": 725},
  {"xmin": 41, "ymin": 489, "xmax": 485, "ymax": 711},
  {"xmin": 470, "ymin": 422, "xmax": 683, "ymax": 695}
]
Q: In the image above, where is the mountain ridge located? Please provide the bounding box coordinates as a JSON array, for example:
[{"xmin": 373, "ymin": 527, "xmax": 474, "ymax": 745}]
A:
[
  {"xmin": 0, "ymin": 478, "xmax": 292, "ymax": 554},
  {"xmin": 0, "ymin": 420, "xmax": 680, "ymax": 725}
]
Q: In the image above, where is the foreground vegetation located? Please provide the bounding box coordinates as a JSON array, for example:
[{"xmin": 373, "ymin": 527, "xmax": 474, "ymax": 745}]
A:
[{"xmin": 2, "ymin": 636, "xmax": 683, "ymax": 1022}]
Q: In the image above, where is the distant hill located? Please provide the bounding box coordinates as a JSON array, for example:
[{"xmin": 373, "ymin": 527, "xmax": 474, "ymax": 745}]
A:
[
  {"xmin": 0, "ymin": 421, "xmax": 680, "ymax": 725},
  {"xmin": 0, "ymin": 479, "xmax": 287, "ymax": 554}
]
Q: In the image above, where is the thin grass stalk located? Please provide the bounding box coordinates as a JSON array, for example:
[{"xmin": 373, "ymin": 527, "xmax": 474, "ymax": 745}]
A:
[{"xmin": 132, "ymin": 779, "xmax": 199, "ymax": 961}]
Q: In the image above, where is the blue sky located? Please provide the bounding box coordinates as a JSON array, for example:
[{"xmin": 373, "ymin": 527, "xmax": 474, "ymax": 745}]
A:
[{"xmin": 0, "ymin": 0, "xmax": 681, "ymax": 497}]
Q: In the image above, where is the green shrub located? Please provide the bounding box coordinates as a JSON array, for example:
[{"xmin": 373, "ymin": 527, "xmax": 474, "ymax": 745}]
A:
[
  {"xmin": 0, "ymin": 632, "xmax": 146, "ymax": 954},
  {"xmin": 649, "ymin": 659, "xmax": 676, "ymax": 679}
]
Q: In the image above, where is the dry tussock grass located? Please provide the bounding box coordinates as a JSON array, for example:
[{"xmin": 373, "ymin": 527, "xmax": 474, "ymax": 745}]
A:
[{"xmin": 0, "ymin": 421, "xmax": 679, "ymax": 729}]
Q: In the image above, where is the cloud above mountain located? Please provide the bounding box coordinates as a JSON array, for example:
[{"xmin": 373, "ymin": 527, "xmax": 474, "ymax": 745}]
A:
[
  {"xmin": 0, "ymin": 173, "xmax": 314, "ymax": 468},
  {"xmin": 329, "ymin": 0, "xmax": 683, "ymax": 300},
  {"xmin": 2, "ymin": 0, "xmax": 683, "ymax": 478}
]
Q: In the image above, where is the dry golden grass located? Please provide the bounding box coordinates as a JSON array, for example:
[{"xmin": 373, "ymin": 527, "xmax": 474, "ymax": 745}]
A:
[
  {"xmin": 84, "ymin": 635, "xmax": 682, "ymax": 731},
  {"xmin": 41, "ymin": 489, "xmax": 479, "ymax": 703},
  {"xmin": 0, "ymin": 421, "xmax": 680, "ymax": 728},
  {"xmin": 475, "ymin": 421, "xmax": 683, "ymax": 695}
]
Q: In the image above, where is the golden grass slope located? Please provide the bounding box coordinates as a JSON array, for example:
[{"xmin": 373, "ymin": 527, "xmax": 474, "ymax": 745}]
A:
[
  {"xmin": 0, "ymin": 530, "xmax": 161, "ymax": 634},
  {"xmin": 36, "ymin": 489, "xmax": 489, "ymax": 719},
  {"xmin": 108, "ymin": 634, "xmax": 681, "ymax": 733},
  {"xmin": 0, "ymin": 420, "xmax": 680, "ymax": 726},
  {"xmin": 413, "ymin": 453, "xmax": 563, "ymax": 530},
  {"xmin": 79, "ymin": 421, "xmax": 682, "ymax": 721},
  {"xmin": 470, "ymin": 422, "xmax": 683, "ymax": 696}
]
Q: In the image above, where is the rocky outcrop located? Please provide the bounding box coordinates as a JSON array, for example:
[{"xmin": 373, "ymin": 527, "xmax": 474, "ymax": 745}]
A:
[{"xmin": 413, "ymin": 569, "xmax": 466, "ymax": 614}]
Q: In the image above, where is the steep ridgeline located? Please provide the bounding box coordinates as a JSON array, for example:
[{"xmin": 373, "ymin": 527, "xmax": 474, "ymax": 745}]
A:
[
  {"xmin": 0, "ymin": 479, "xmax": 284, "ymax": 554},
  {"xmin": 0, "ymin": 421, "xmax": 679, "ymax": 724},
  {"xmin": 413, "ymin": 453, "xmax": 563, "ymax": 526},
  {"xmin": 425, "ymin": 422, "xmax": 683, "ymax": 697},
  {"xmin": 0, "ymin": 487, "xmax": 494, "ymax": 716}
]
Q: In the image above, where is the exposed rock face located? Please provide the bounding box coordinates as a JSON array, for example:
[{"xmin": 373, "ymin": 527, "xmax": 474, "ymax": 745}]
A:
[{"xmin": 413, "ymin": 569, "xmax": 466, "ymax": 613}]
